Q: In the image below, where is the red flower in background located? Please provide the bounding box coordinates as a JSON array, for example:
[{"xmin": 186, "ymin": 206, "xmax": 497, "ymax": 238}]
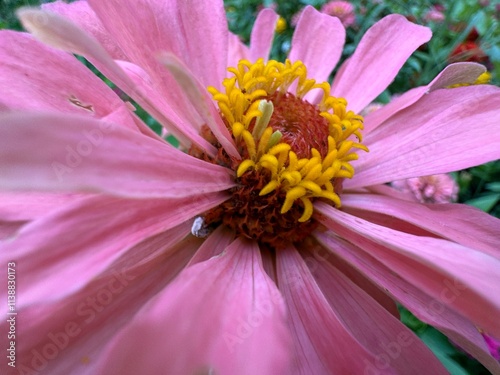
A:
[{"xmin": 449, "ymin": 28, "xmax": 489, "ymax": 64}]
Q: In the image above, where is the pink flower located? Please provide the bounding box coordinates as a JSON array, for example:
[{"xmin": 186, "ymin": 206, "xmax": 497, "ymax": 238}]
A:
[
  {"xmin": 1, "ymin": 1, "xmax": 500, "ymax": 374},
  {"xmin": 424, "ymin": 8, "xmax": 446, "ymax": 23},
  {"xmin": 391, "ymin": 174, "xmax": 459, "ymax": 203},
  {"xmin": 320, "ymin": 1, "xmax": 356, "ymax": 27}
]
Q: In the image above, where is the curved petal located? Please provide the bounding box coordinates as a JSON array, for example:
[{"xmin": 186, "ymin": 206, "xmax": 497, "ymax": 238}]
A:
[
  {"xmin": 112, "ymin": 58, "xmax": 212, "ymax": 145},
  {"xmin": 331, "ymin": 14, "xmax": 432, "ymax": 112},
  {"xmin": 187, "ymin": 224, "xmax": 235, "ymax": 266},
  {"xmin": 87, "ymin": 0, "xmax": 233, "ymax": 154},
  {"xmin": 276, "ymin": 246, "xmax": 389, "ymax": 374},
  {"xmin": 0, "ymin": 112, "xmax": 234, "ymax": 197},
  {"xmin": 0, "ymin": 193, "xmax": 225, "ymax": 306},
  {"xmin": 95, "ymin": 237, "xmax": 292, "ymax": 375},
  {"xmin": 17, "ymin": 8, "xmax": 217, "ymax": 155},
  {"xmin": 343, "ymin": 194, "xmax": 500, "ymax": 259},
  {"xmin": 306, "ymin": 248, "xmax": 448, "ymax": 375},
  {"xmin": 316, "ymin": 203, "xmax": 500, "ymax": 339},
  {"xmin": 348, "ymin": 85, "xmax": 500, "ymax": 189},
  {"xmin": 7, "ymin": 232, "xmax": 200, "ymax": 375},
  {"xmin": 42, "ymin": 0, "xmax": 127, "ymax": 60},
  {"xmin": 297, "ymin": 239, "xmax": 399, "ymax": 318},
  {"xmin": 364, "ymin": 62, "xmax": 486, "ymax": 134},
  {"xmin": 314, "ymin": 231, "xmax": 500, "ymax": 374},
  {"xmin": 250, "ymin": 8, "xmax": 279, "ymax": 62},
  {"xmin": 0, "ymin": 221, "xmax": 26, "ymax": 241},
  {"xmin": 0, "ymin": 31, "xmax": 137, "ymax": 131},
  {"xmin": 158, "ymin": 53, "xmax": 240, "ymax": 159},
  {"xmin": 88, "ymin": 0, "xmax": 228, "ymax": 88},
  {"xmin": 288, "ymin": 5, "xmax": 345, "ymax": 85}
]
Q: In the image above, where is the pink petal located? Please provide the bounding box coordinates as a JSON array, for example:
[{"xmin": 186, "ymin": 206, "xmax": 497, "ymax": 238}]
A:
[
  {"xmin": 315, "ymin": 230, "xmax": 500, "ymax": 374},
  {"xmin": 331, "ymin": 14, "xmax": 432, "ymax": 112},
  {"xmin": 276, "ymin": 246, "xmax": 386, "ymax": 374},
  {"xmin": 9, "ymin": 230, "xmax": 200, "ymax": 375},
  {"xmin": 0, "ymin": 31, "xmax": 137, "ymax": 131},
  {"xmin": 113, "ymin": 58, "xmax": 211, "ymax": 148},
  {"xmin": 364, "ymin": 62, "xmax": 486, "ymax": 134},
  {"xmin": 0, "ymin": 192, "xmax": 84, "ymax": 221},
  {"xmin": 228, "ymin": 33, "xmax": 250, "ymax": 69},
  {"xmin": 158, "ymin": 53, "xmax": 240, "ymax": 159},
  {"xmin": 187, "ymin": 224, "xmax": 235, "ymax": 265},
  {"xmin": 95, "ymin": 238, "xmax": 292, "ymax": 375},
  {"xmin": 348, "ymin": 85, "xmax": 500, "ymax": 188},
  {"xmin": 250, "ymin": 8, "xmax": 279, "ymax": 62},
  {"xmin": 366, "ymin": 183, "xmax": 422, "ymax": 202},
  {"xmin": 305, "ymin": 247, "xmax": 448, "ymax": 375},
  {"xmin": 0, "ymin": 221, "xmax": 25, "ymax": 241},
  {"xmin": 316, "ymin": 203, "xmax": 500, "ymax": 339},
  {"xmin": 289, "ymin": 6, "xmax": 345, "ymax": 85},
  {"xmin": 343, "ymin": 194, "xmax": 500, "ymax": 259},
  {"xmin": 1, "ymin": 193, "xmax": 226, "ymax": 306},
  {"xmin": 17, "ymin": 8, "xmax": 217, "ymax": 155},
  {"xmin": 88, "ymin": 0, "xmax": 228, "ymax": 88},
  {"xmin": 41, "ymin": 0, "xmax": 127, "ymax": 60},
  {"xmin": 0, "ymin": 112, "xmax": 234, "ymax": 197},
  {"xmin": 297, "ymin": 239, "xmax": 399, "ymax": 318},
  {"xmin": 89, "ymin": 0, "xmax": 233, "ymax": 154},
  {"xmin": 261, "ymin": 248, "xmax": 277, "ymax": 283}
]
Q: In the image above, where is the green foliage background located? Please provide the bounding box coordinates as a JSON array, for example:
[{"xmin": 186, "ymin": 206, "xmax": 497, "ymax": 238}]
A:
[{"xmin": 2, "ymin": 0, "xmax": 499, "ymax": 374}]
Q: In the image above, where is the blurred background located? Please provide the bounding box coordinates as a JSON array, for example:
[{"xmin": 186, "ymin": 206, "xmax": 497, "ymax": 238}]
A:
[{"xmin": 1, "ymin": 1, "xmax": 499, "ymax": 374}]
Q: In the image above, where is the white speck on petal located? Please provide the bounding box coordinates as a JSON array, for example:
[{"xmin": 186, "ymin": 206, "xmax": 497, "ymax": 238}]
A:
[{"xmin": 191, "ymin": 217, "xmax": 210, "ymax": 238}]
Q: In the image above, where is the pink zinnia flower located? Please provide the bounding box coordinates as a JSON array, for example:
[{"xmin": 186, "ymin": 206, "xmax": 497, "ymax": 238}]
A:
[
  {"xmin": 424, "ymin": 5, "xmax": 446, "ymax": 23},
  {"xmin": 424, "ymin": 9, "xmax": 446, "ymax": 23},
  {"xmin": 391, "ymin": 174, "xmax": 459, "ymax": 203},
  {"xmin": 321, "ymin": 1, "xmax": 356, "ymax": 27},
  {"xmin": 1, "ymin": 1, "xmax": 500, "ymax": 374}
]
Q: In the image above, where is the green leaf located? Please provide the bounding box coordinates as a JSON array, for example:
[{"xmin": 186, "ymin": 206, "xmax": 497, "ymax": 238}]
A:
[
  {"xmin": 406, "ymin": 57, "xmax": 422, "ymax": 72},
  {"xmin": 486, "ymin": 183, "xmax": 500, "ymax": 193},
  {"xmin": 419, "ymin": 328, "xmax": 470, "ymax": 375},
  {"xmin": 466, "ymin": 194, "xmax": 500, "ymax": 212},
  {"xmin": 474, "ymin": 10, "xmax": 488, "ymax": 36},
  {"xmin": 165, "ymin": 134, "xmax": 180, "ymax": 148},
  {"xmin": 399, "ymin": 306, "xmax": 427, "ymax": 333}
]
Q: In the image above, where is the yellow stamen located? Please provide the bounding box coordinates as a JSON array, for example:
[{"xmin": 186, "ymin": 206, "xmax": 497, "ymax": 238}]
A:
[
  {"xmin": 209, "ymin": 58, "xmax": 368, "ymax": 222},
  {"xmin": 260, "ymin": 180, "xmax": 280, "ymax": 196},
  {"xmin": 298, "ymin": 197, "xmax": 314, "ymax": 223},
  {"xmin": 236, "ymin": 159, "xmax": 255, "ymax": 178}
]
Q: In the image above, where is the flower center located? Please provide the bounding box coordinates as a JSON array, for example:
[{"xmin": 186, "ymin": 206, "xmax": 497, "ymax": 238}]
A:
[{"xmin": 191, "ymin": 59, "xmax": 367, "ymax": 248}]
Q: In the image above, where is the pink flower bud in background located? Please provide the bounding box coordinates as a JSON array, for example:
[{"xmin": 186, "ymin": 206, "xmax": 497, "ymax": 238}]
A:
[
  {"xmin": 391, "ymin": 174, "xmax": 459, "ymax": 204},
  {"xmin": 424, "ymin": 8, "xmax": 445, "ymax": 23},
  {"xmin": 360, "ymin": 102, "xmax": 384, "ymax": 116},
  {"xmin": 320, "ymin": 1, "xmax": 356, "ymax": 27}
]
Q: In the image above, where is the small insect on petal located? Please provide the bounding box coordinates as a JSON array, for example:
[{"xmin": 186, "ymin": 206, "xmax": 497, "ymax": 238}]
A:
[{"xmin": 191, "ymin": 217, "xmax": 211, "ymax": 238}]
